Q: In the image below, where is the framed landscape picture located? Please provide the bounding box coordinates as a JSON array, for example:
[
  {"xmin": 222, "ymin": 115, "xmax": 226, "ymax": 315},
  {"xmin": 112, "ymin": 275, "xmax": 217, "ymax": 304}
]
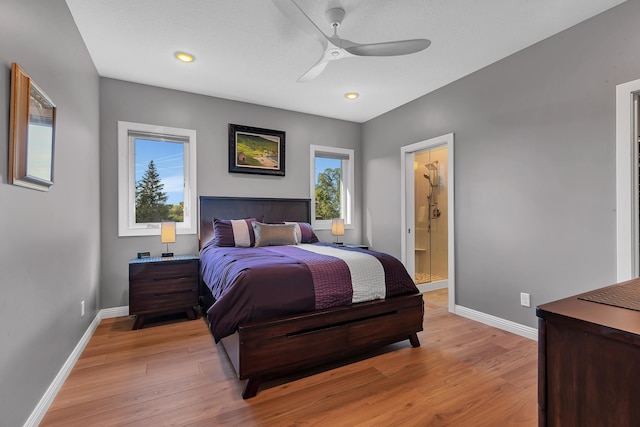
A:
[{"xmin": 228, "ymin": 124, "xmax": 285, "ymax": 176}]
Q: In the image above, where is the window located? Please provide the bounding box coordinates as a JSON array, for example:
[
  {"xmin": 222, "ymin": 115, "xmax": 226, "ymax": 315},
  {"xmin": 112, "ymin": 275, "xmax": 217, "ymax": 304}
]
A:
[
  {"xmin": 310, "ymin": 145, "xmax": 354, "ymax": 230},
  {"xmin": 118, "ymin": 121, "xmax": 197, "ymax": 237}
]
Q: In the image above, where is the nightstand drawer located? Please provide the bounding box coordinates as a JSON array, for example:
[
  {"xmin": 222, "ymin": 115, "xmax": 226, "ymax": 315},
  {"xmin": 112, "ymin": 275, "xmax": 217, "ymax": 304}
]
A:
[
  {"xmin": 130, "ymin": 281, "xmax": 197, "ymax": 313},
  {"xmin": 129, "ymin": 259, "xmax": 198, "ymax": 281}
]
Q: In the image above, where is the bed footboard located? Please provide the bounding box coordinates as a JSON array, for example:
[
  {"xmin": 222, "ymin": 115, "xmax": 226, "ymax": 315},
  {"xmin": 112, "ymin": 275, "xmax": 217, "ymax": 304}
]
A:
[{"xmin": 220, "ymin": 293, "xmax": 424, "ymax": 399}]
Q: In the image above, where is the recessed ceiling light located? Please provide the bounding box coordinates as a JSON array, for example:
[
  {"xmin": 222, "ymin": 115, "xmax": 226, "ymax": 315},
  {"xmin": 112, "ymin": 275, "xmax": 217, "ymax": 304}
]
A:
[
  {"xmin": 344, "ymin": 92, "xmax": 359, "ymax": 100},
  {"xmin": 175, "ymin": 52, "xmax": 195, "ymax": 63}
]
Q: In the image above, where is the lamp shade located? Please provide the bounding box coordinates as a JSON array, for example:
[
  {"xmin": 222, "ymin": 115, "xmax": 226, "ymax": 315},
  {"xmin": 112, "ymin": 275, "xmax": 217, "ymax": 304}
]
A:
[
  {"xmin": 331, "ymin": 218, "xmax": 345, "ymax": 236},
  {"xmin": 161, "ymin": 222, "xmax": 176, "ymax": 244}
]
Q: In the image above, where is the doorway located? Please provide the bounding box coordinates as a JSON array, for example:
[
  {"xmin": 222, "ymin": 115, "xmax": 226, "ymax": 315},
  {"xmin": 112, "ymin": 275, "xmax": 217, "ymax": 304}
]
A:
[
  {"xmin": 401, "ymin": 134, "xmax": 455, "ymax": 312},
  {"xmin": 414, "ymin": 147, "xmax": 448, "ymax": 286},
  {"xmin": 615, "ymin": 79, "xmax": 640, "ymax": 281}
]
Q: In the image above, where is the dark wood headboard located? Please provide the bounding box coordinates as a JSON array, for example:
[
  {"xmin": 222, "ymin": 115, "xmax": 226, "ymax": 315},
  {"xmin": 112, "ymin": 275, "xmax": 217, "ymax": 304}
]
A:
[{"xmin": 199, "ymin": 196, "xmax": 311, "ymax": 248}]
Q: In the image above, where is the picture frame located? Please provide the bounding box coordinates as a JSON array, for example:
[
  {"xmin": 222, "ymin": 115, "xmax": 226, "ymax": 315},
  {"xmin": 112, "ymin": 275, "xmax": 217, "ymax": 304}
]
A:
[
  {"xmin": 9, "ymin": 63, "xmax": 57, "ymax": 191},
  {"xmin": 228, "ymin": 123, "xmax": 285, "ymax": 176}
]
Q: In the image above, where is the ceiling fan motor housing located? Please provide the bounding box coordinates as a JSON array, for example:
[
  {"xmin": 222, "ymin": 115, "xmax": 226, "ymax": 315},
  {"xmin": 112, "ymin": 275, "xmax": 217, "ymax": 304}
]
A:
[{"xmin": 325, "ymin": 7, "xmax": 345, "ymax": 28}]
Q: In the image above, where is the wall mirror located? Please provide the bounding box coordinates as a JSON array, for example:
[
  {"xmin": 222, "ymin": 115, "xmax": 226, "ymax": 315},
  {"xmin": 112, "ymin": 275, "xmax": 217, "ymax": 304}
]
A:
[{"xmin": 9, "ymin": 63, "xmax": 56, "ymax": 191}]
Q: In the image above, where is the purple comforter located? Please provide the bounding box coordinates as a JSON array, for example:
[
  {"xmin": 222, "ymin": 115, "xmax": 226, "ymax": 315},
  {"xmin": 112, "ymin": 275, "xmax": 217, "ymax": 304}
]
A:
[{"xmin": 200, "ymin": 242, "xmax": 418, "ymax": 342}]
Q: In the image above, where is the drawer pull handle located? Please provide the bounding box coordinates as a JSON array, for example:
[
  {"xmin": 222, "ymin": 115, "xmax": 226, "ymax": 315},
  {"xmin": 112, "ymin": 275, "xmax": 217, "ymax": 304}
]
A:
[
  {"xmin": 154, "ymin": 289, "xmax": 195, "ymax": 297},
  {"xmin": 152, "ymin": 276, "xmax": 194, "ymax": 282}
]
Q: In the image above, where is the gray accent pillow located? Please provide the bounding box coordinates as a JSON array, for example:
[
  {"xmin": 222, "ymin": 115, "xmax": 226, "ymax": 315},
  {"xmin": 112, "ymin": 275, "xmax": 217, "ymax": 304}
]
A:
[{"xmin": 252, "ymin": 222, "xmax": 298, "ymax": 247}]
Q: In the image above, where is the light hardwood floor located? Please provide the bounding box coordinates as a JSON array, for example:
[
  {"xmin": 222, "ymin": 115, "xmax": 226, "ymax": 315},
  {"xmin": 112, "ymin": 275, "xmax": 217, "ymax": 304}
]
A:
[{"xmin": 41, "ymin": 291, "xmax": 537, "ymax": 426}]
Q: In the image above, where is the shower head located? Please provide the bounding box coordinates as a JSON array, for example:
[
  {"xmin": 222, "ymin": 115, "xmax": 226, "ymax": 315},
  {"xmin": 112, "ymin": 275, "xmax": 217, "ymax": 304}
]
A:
[{"xmin": 423, "ymin": 173, "xmax": 431, "ymax": 182}]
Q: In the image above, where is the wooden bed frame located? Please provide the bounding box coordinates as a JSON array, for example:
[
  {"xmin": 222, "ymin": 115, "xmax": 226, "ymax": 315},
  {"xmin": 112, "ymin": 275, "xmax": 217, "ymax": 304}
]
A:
[{"xmin": 199, "ymin": 196, "xmax": 424, "ymax": 398}]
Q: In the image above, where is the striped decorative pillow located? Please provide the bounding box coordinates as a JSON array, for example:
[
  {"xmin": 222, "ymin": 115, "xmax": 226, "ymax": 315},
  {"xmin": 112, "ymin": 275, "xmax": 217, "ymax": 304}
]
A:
[
  {"xmin": 211, "ymin": 217, "xmax": 263, "ymax": 247},
  {"xmin": 284, "ymin": 222, "xmax": 320, "ymax": 244}
]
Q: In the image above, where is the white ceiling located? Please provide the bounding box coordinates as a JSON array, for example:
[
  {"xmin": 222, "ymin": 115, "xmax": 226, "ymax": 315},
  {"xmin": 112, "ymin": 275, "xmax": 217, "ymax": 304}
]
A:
[{"xmin": 65, "ymin": 0, "xmax": 626, "ymax": 123}]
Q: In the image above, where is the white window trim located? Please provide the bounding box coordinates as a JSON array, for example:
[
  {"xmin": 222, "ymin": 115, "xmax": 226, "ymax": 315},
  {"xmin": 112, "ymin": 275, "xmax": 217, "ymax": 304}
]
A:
[
  {"xmin": 117, "ymin": 121, "xmax": 197, "ymax": 237},
  {"xmin": 310, "ymin": 144, "xmax": 354, "ymax": 230}
]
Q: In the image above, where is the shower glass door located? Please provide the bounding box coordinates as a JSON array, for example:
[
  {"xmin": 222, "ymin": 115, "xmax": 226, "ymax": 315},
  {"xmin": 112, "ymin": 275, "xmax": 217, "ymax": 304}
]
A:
[{"xmin": 414, "ymin": 146, "xmax": 448, "ymax": 284}]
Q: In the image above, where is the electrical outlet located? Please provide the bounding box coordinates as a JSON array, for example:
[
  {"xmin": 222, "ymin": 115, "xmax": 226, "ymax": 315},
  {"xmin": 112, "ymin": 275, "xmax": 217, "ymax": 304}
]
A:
[
  {"xmin": 81, "ymin": 300, "xmax": 85, "ymax": 317},
  {"xmin": 520, "ymin": 292, "xmax": 531, "ymax": 308}
]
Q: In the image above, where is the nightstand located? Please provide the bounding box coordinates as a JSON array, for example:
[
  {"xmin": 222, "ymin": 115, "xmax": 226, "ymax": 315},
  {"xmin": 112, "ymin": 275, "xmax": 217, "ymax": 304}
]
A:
[
  {"xmin": 129, "ymin": 255, "xmax": 199, "ymax": 330},
  {"xmin": 345, "ymin": 244, "xmax": 369, "ymax": 250}
]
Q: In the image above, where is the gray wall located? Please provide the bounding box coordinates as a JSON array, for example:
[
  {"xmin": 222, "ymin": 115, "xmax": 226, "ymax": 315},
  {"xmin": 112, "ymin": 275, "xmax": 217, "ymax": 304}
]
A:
[
  {"xmin": 0, "ymin": 1, "xmax": 100, "ymax": 426},
  {"xmin": 363, "ymin": 0, "xmax": 640, "ymax": 328},
  {"xmin": 99, "ymin": 78, "xmax": 362, "ymax": 308}
]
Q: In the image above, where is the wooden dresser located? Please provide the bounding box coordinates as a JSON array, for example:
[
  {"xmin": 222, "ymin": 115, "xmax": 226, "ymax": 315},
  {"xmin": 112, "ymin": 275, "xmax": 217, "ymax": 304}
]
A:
[{"xmin": 536, "ymin": 279, "xmax": 640, "ymax": 427}]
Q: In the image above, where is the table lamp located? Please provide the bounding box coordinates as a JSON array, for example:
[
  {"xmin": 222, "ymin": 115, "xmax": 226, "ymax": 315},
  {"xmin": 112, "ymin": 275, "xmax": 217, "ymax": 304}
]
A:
[
  {"xmin": 331, "ymin": 218, "xmax": 345, "ymax": 244},
  {"xmin": 161, "ymin": 221, "xmax": 176, "ymax": 257}
]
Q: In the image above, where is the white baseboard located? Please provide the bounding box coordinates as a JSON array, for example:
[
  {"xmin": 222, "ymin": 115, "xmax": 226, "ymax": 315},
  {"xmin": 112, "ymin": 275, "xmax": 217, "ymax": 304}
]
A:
[
  {"xmin": 24, "ymin": 306, "xmax": 129, "ymax": 427},
  {"xmin": 454, "ymin": 305, "xmax": 538, "ymax": 341},
  {"xmin": 417, "ymin": 280, "xmax": 448, "ymax": 293},
  {"xmin": 101, "ymin": 305, "xmax": 129, "ymax": 319}
]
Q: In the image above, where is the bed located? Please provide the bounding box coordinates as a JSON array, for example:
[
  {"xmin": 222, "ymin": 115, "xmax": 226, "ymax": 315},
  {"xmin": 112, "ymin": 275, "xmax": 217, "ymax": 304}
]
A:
[{"xmin": 199, "ymin": 196, "xmax": 424, "ymax": 399}]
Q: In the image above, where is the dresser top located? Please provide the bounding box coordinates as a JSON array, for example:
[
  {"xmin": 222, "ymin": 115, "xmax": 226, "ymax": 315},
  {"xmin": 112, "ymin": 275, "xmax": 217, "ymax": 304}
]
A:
[{"xmin": 537, "ymin": 278, "xmax": 640, "ymax": 336}]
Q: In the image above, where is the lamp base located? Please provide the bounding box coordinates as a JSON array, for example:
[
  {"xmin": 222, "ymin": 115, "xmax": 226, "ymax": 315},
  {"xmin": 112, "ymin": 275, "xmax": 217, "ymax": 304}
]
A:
[{"xmin": 161, "ymin": 252, "xmax": 174, "ymax": 258}]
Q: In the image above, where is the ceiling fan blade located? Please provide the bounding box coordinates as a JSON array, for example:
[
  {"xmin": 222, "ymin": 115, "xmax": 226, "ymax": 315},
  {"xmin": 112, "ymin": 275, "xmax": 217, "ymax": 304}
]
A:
[
  {"xmin": 272, "ymin": 0, "xmax": 328, "ymax": 48},
  {"xmin": 344, "ymin": 39, "xmax": 431, "ymax": 57},
  {"xmin": 297, "ymin": 56, "xmax": 330, "ymax": 82}
]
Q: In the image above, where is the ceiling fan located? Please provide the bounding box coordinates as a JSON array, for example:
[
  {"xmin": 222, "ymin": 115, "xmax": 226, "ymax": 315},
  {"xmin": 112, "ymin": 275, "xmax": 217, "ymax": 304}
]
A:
[{"xmin": 273, "ymin": 0, "xmax": 431, "ymax": 82}]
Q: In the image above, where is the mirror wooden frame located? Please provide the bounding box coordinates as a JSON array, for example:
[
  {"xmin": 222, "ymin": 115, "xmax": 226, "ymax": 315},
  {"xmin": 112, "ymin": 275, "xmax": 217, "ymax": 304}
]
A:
[{"xmin": 9, "ymin": 63, "xmax": 57, "ymax": 191}]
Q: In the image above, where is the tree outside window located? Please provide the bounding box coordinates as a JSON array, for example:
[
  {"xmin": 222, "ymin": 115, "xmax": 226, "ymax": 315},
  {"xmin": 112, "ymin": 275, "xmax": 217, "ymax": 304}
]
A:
[
  {"xmin": 315, "ymin": 167, "xmax": 341, "ymax": 220},
  {"xmin": 134, "ymin": 138, "xmax": 184, "ymax": 223}
]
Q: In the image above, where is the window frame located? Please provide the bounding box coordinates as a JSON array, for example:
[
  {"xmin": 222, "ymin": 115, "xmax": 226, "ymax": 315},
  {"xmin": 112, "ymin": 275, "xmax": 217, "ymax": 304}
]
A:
[
  {"xmin": 117, "ymin": 121, "xmax": 197, "ymax": 237},
  {"xmin": 309, "ymin": 144, "xmax": 354, "ymax": 231}
]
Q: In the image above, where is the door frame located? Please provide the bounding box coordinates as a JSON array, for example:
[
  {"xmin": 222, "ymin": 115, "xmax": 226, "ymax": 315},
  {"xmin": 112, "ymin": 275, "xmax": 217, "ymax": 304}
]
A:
[
  {"xmin": 616, "ymin": 78, "xmax": 640, "ymax": 281},
  {"xmin": 401, "ymin": 133, "xmax": 455, "ymax": 313}
]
